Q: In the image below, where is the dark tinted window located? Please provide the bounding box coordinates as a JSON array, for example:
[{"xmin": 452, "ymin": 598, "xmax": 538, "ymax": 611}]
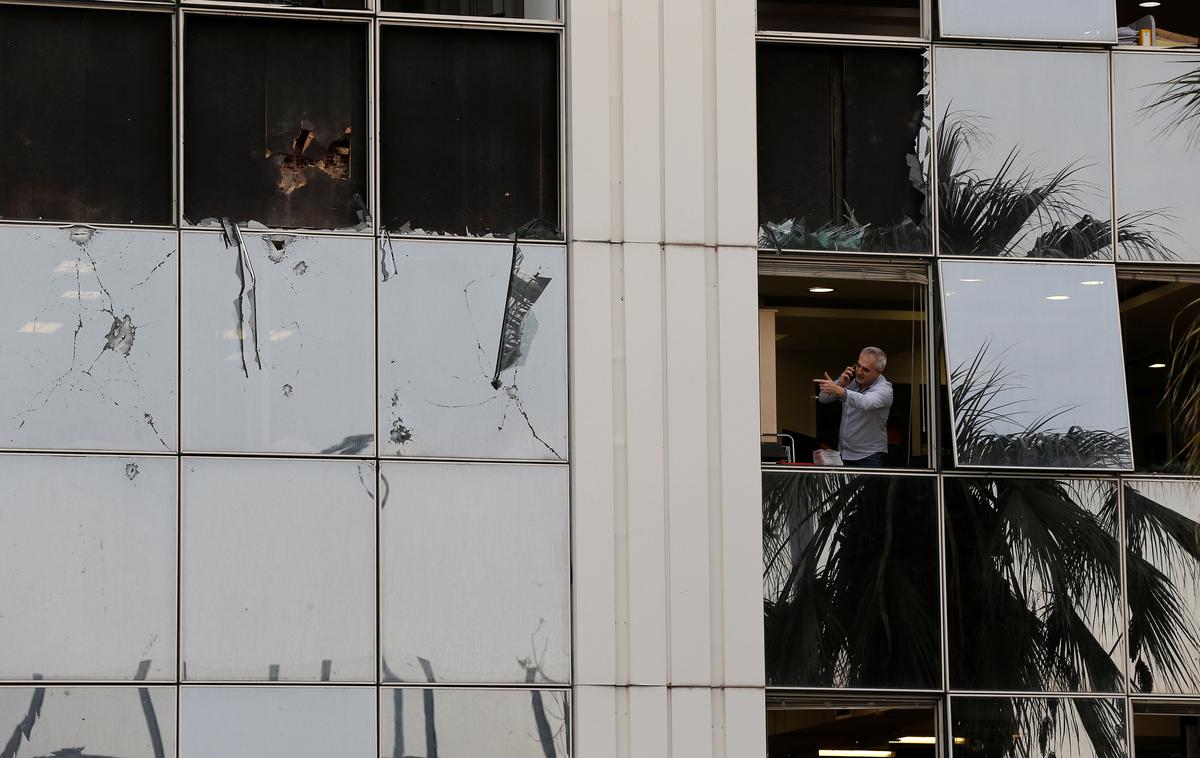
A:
[
  {"xmin": 382, "ymin": 0, "xmax": 557, "ymax": 19},
  {"xmin": 758, "ymin": 0, "xmax": 921, "ymax": 37}
]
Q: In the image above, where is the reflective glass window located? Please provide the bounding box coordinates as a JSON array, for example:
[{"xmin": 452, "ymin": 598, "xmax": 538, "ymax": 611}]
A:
[
  {"xmin": 934, "ymin": 48, "xmax": 1115, "ymax": 260},
  {"xmin": 1114, "ymin": 53, "xmax": 1200, "ymax": 263},
  {"xmin": 757, "ymin": 0, "xmax": 921, "ymax": 37},
  {"xmin": 944, "ymin": 477, "xmax": 1124, "ymax": 692},
  {"xmin": 381, "ymin": 0, "xmax": 558, "ymax": 19},
  {"xmin": 763, "ymin": 471, "xmax": 941, "ymax": 688},
  {"xmin": 938, "ymin": 0, "xmax": 1116, "ymax": 43},
  {"xmin": 1125, "ymin": 478, "xmax": 1200, "ymax": 694},
  {"xmin": 380, "ymin": 461, "xmax": 570, "ymax": 684},
  {"xmin": 181, "ymin": 230, "xmax": 375, "ymax": 455},
  {"xmin": 181, "ymin": 458, "xmax": 376, "ymax": 682},
  {"xmin": 951, "ymin": 696, "xmax": 1126, "ymax": 758},
  {"xmin": 377, "ymin": 239, "xmax": 566, "ymax": 460},
  {"xmin": 0, "ymin": 687, "xmax": 176, "ymax": 758},
  {"xmin": 757, "ymin": 45, "xmax": 930, "ymax": 255},
  {"xmin": 0, "ymin": 455, "xmax": 177, "ymax": 680},
  {"xmin": 0, "ymin": 226, "xmax": 177, "ymax": 452},
  {"xmin": 940, "ymin": 260, "xmax": 1133, "ymax": 470},
  {"xmin": 380, "ymin": 687, "xmax": 569, "ymax": 757}
]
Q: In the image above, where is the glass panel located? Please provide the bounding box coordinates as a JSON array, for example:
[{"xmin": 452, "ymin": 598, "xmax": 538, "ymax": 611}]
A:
[
  {"xmin": 181, "ymin": 230, "xmax": 375, "ymax": 455},
  {"xmin": 180, "ymin": 687, "xmax": 375, "ymax": 758},
  {"xmin": 380, "ymin": 688, "xmax": 569, "ymax": 758},
  {"xmin": 381, "ymin": 0, "xmax": 558, "ymax": 19},
  {"xmin": 757, "ymin": 0, "xmax": 921, "ymax": 37},
  {"xmin": 0, "ymin": 5, "xmax": 172, "ymax": 225},
  {"xmin": 1125, "ymin": 478, "xmax": 1200, "ymax": 694},
  {"xmin": 934, "ymin": 48, "xmax": 1115, "ymax": 260},
  {"xmin": 950, "ymin": 697, "xmax": 1126, "ymax": 758},
  {"xmin": 0, "ymin": 226, "xmax": 177, "ymax": 452},
  {"xmin": 939, "ymin": 0, "xmax": 1116, "ymax": 42},
  {"xmin": 767, "ymin": 703, "xmax": 937, "ymax": 758},
  {"xmin": 757, "ymin": 45, "xmax": 930, "ymax": 255},
  {"xmin": 1115, "ymin": 53, "xmax": 1200, "ymax": 263},
  {"xmin": 944, "ymin": 477, "xmax": 1124, "ymax": 692},
  {"xmin": 377, "ymin": 239, "xmax": 566, "ymax": 460},
  {"xmin": 379, "ymin": 26, "xmax": 560, "ymax": 239},
  {"xmin": 0, "ymin": 455, "xmax": 177, "ymax": 680},
  {"xmin": 0, "ymin": 687, "xmax": 176, "ymax": 758},
  {"xmin": 380, "ymin": 462, "xmax": 570, "ymax": 684},
  {"xmin": 763, "ymin": 471, "xmax": 941, "ymax": 688},
  {"xmin": 181, "ymin": 458, "xmax": 376, "ymax": 682},
  {"xmin": 940, "ymin": 260, "xmax": 1133, "ymax": 470},
  {"xmin": 184, "ymin": 16, "xmax": 369, "ymax": 231}
]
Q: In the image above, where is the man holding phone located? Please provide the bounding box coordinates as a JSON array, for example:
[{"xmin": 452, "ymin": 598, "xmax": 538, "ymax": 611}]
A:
[{"xmin": 813, "ymin": 346, "xmax": 893, "ymax": 468}]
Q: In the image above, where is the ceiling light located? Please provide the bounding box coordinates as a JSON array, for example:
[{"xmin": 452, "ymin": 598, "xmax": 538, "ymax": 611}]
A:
[
  {"xmin": 1140, "ymin": 1, "xmax": 1162, "ymax": 7},
  {"xmin": 959, "ymin": 278, "xmax": 983, "ymax": 283},
  {"xmin": 1150, "ymin": 363, "xmax": 1167, "ymax": 369},
  {"xmin": 1080, "ymin": 280, "xmax": 1104, "ymax": 286},
  {"xmin": 1045, "ymin": 295, "xmax": 1071, "ymax": 301},
  {"xmin": 891, "ymin": 738, "xmax": 968, "ymax": 746},
  {"xmin": 809, "ymin": 286, "xmax": 835, "ymax": 294},
  {"xmin": 819, "ymin": 751, "xmax": 895, "ymax": 757}
]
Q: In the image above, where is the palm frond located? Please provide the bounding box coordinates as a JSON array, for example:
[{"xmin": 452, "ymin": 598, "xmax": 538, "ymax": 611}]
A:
[{"xmin": 1141, "ymin": 64, "xmax": 1200, "ymax": 147}]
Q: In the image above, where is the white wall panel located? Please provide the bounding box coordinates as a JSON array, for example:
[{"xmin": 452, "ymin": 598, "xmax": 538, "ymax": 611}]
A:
[
  {"xmin": 662, "ymin": 0, "xmax": 708, "ymax": 244},
  {"xmin": 568, "ymin": 0, "xmax": 615, "ymax": 242},
  {"xmin": 620, "ymin": 3, "xmax": 664, "ymax": 244},
  {"xmin": 713, "ymin": 0, "xmax": 758, "ymax": 247}
]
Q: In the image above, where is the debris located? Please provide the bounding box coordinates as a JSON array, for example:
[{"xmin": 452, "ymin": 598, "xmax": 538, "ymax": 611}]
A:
[
  {"xmin": 389, "ymin": 418, "xmax": 413, "ymax": 446},
  {"xmin": 102, "ymin": 314, "xmax": 136, "ymax": 356},
  {"xmin": 125, "ymin": 463, "xmax": 139, "ymax": 480}
]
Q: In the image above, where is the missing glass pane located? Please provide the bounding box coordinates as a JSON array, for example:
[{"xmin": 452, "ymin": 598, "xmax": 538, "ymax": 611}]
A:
[
  {"xmin": 1116, "ymin": 2, "xmax": 1200, "ymax": 46},
  {"xmin": 0, "ymin": 5, "xmax": 172, "ymax": 225},
  {"xmin": 1133, "ymin": 704, "xmax": 1200, "ymax": 758},
  {"xmin": 379, "ymin": 26, "xmax": 560, "ymax": 239},
  {"xmin": 757, "ymin": 45, "xmax": 929, "ymax": 255},
  {"xmin": 757, "ymin": 0, "xmax": 921, "ymax": 36},
  {"xmin": 767, "ymin": 701, "xmax": 938, "ymax": 758},
  {"xmin": 184, "ymin": 16, "xmax": 368, "ymax": 231},
  {"xmin": 382, "ymin": 0, "xmax": 557, "ymax": 18}
]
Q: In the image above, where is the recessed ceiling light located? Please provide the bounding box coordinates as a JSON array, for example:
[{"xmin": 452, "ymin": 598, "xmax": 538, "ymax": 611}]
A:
[
  {"xmin": 1140, "ymin": 1, "xmax": 1162, "ymax": 7},
  {"xmin": 1045, "ymin": 295, "xmax": 1071, "ymax": 301},
  {"xmin": 959, "ymin": 278, "xmax": 983, "ymax": 283},
  {"xmin": 809, "ymin": 286, "xmax": 835, "ymax": 293},
  {"xmin": 1080, "ymin": 280, "xmax": 1104, "ymax": 286},
  {"xmin": 1149, "ymin": 362, "xmax": 1167, "ymax": 369},
  {"xmin": 819, "ymin": 751, "xmax": 895, "ymax": 757}
]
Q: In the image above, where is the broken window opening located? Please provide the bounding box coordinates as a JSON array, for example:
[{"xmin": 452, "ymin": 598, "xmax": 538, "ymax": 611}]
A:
[
  {"xmin": 1117, "ymin": 0, "xmax": 1200, "ymax": 46},
  {"xmin": 757, "ymin": 0, "xmax": 922, "ymax": 37},
  {"xmin": 380, "ymin": 26, "xmax": 561, "ymax": 239},
  {"xmin": 184, "ymin": 15, "xmax": 369, "ymax": 231},
  {"xmin": 382, "ymin": 0, "xmax": 558, "ymax": 19},
  {"xmin": 0, "ymin": 5, "xmax": 172, "ymax": 225},
  {"xmin": 757, "ymin": 44, "xmax": 929, "ymax": 255}
]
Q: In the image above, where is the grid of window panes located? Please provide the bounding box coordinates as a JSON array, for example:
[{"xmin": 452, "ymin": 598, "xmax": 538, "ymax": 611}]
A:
[
  {"xmin": 0, "ymin": 1, "xmax": 568, "ymax": 756},
  {"xmin": 758, "ymin": 1, "xmax": 1200, "ymax": 757}
]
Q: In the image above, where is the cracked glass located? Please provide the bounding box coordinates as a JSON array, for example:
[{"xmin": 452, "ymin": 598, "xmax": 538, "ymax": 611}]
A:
[
  {"xmin": 0, "ymin": 455, "xmax": 177, "ymax": 681},
  {"xmin": 377, "ymin": 238, "xmax": 566, "ymax": 460},
  {"xmin": 180, "ymin": 687, "xmax": 375, "ymax": 758},
  {"xmin": 0, "ymin": 687, "xmax": 177, "ymax": 758},
  {"xmin": 0, "ymin": 225, "xmax": 178, "ymax": 452},
  {"xmin": 0, "ymin": 5, "xmax": 172, "ymax": 226},
  {"xmin": 181, "ymin": 458, "xmax": 376, "ymax": 682},
  {"xmin": 184, "ymin": 16, "xmax": 369, "ymax": 231},
  {"xmin": 379, "ymin": 688, "xmax": 570, "ymax": 758},
  {"xmin": 1114, "ymin": 53, "xmax": 1200, "ymax": 263},
  {"xmin": 938, "ymin": 0, "xmax": 1116, "ymax": 42},
  {"xmin": 181, "ymin": 230, "xmax": 375, "ymax": 455},
  {"xmin": 381, "ymin": 0, "xmax": 558, "ymax": 18},
  {"xmin": 940, "ymin": 260, "xmax": 1133, "ymax": 470},
  {"xmin": 950, "ymin": 696, "xmax": 1126, "ymax": 758},
  {"xmin": 763, "ymin": 471, "xmax": 941, "ymax": 688},
  {"xmin": 944, "ymin": 477, "xmax": 1124, "ymax": 692},
  {"xmin": 379, "ymin": 461, "xmax": 569, "ymax": 684},
  {"xmin": 933, "ymin": 48, "xmax": 1124, "ymax": 261}
]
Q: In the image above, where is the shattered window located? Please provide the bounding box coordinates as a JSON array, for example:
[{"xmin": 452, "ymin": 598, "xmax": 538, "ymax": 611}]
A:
[
  {"xmin": 757, "ymin": 0, "xmax": 922, "ymax": 37},
  {"xmin": 0, "ymin": 454, "xmax": 177, "ymax": 681},
  {"xmin": 183, "ymin": 16, "xmax": 369, "ymax": 231},
  {"xmin": 382, "ymin": 0, "xmax": 558, "ymax": 19},
  {"xmin": 0, "ymin": 687, "xmax": 177, "ymax": 758},
  {"xmin": 380, "ymin": 461, "xmax": 570, "ymax": 684},
  {"xmin": 182, "ymin": 458, "xmax": 376, "ymax": 682},
  {"xmin": 380, "ymin": 26, "xmax": 560, "ymax": 238},
  {"xmin": 0, "ymin": 5, "xmax": 172, "ymax": 225},
  {"xmin": 181, "ymin": 230, "xmax": 376, "ymax": 455},
  {"xmin": 0, "ymin": 225, "xmax": 178, "ymax": 452},
  {"xmin": 378, "ymin": 238, "xmax": 566, "ymax": 460},
  {"xmin": 757, "ymin": 44, "xmax": 930, "ymax": 255}
]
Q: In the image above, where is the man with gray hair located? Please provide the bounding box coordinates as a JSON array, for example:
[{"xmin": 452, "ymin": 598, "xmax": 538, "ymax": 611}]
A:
[{"xmin": 813, "ymin": 346, "xmax": 893, "ymax": 468}]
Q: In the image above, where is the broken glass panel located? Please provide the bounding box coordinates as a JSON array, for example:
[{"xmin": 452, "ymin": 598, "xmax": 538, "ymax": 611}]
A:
[
  {"xmin": 380, "ymin": 688, "xmax": 570, "ymax": 758},
  {"xmin": 757, "ymin": 45, "xmax": 930, "ymax": 254},
  {"xmin": 181, "ymin": 457, "xmax": 376, "ymax": 682},
  {"xmin": 0, "ymin": 687, "xmax": 176, "ymax": 758},
  {"xmin": 378, "ymin": 238, "xmax": 566, "ymax": 460},
  {"xmin": 0, "ymin": 226, "xmax": 177, "ymax": 452},
  {"xmin": 1124, "ymin": 478, "xmax": 1200, "ymax": 694},
  {"xmin": 0, "ymin": 455, "xmax": 177, "ymax": 680},
  {"xmin": 184, "ymin": 16, "xmax": 369, "ymax": 231},
  {"xmin": 380, "ymin": 26, "xmax": 560, "ymax": 238},
  {"xmin": 382, "ymin": 0, "xmax": 557, "ymax": 18},
  {"xmin": 180, "ymin": 687, "xmax": 375, "ymax": 758},
  {"xmin": 1114, "ymin": 53, "xmax": 1200, "ymax": 263},
  {"xmin": 762, "ymin": 471, "xmax": 941, "ymax": 688},
  {"xmin": 380, "ymin": 461, "xmax": 570, "ymax": 684},
  {"xmin": 756, "ymin": 0, "xmax": 921, "ymax": 36},
  {"xmin": 939, "ymin": 0, "xmax": 1117, "ymax": 42},
  {"xmin": 951, "ymin": 696, "xmax": 1126, "ymax": 758},
  {"xmin": 934, "ymin": 48, "xmax": 1123, "ymax": 260},
  {"xmin": 181, "ymin": 230, "xmax": 375, "ymax": 455},
  {"xmin": 944, "ymin": 476, "xmax": 1124, "ymax": 692},
  {"xmin": 940, "ymin": 260, "xmax": 1133, "ymax": 470},
  {"xmin": 0, "ymin": 5, "xmax": 172, "ymax": 225}
]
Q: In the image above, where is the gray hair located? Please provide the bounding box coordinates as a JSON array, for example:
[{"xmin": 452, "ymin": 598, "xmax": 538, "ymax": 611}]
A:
[{"xmin": 860, "ymin": 346, "xmax": 887, "ymax": 371}]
